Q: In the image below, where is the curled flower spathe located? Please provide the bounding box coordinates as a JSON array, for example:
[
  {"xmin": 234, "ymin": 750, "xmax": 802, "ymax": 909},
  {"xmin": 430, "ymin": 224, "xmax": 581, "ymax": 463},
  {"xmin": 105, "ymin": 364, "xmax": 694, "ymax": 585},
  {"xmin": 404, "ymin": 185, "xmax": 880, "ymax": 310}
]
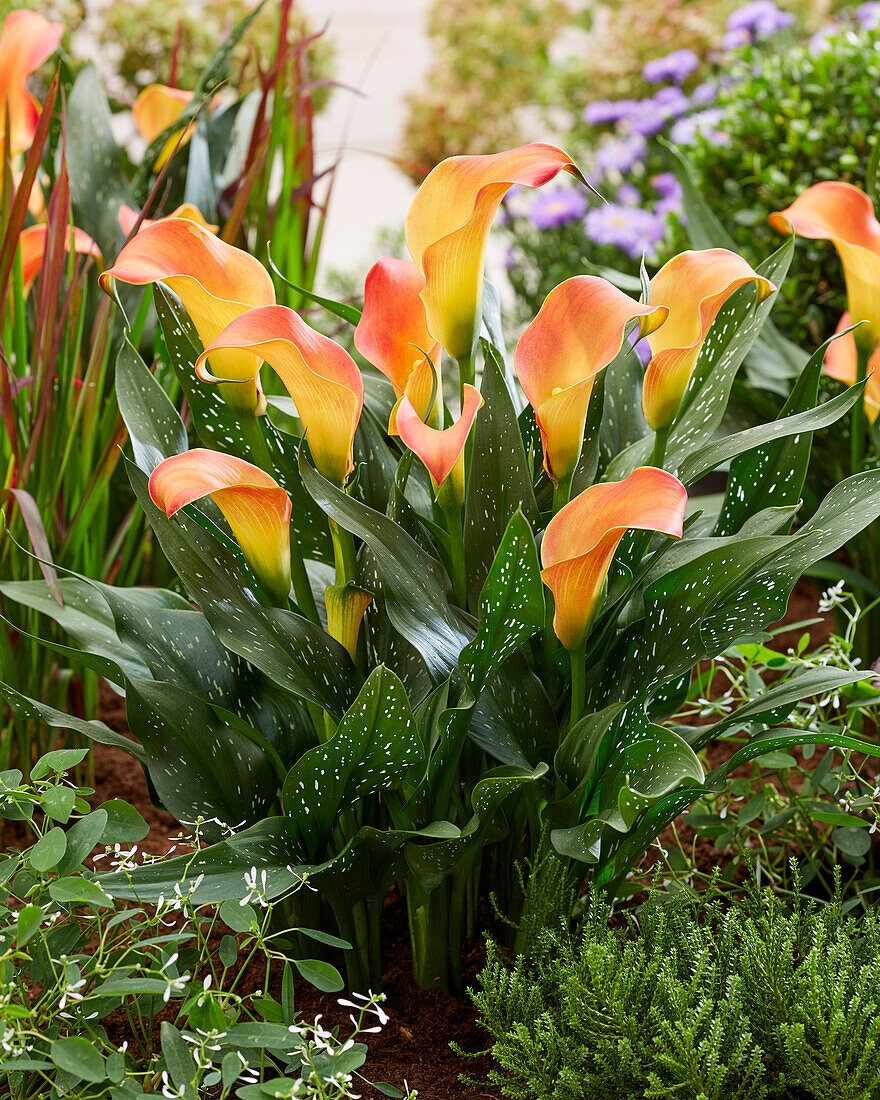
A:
[
  {"xmin": 515, "ymin": 276, "xmax": 668, "ymax": 485},
  {"xmin": 149, "ymin": 449, "xmax": 292, "ymax": 605},
  {"xmin": 133, "ymin": 83, "xmax": 194, "ymax": 170},
  {"xmin": 19, "ymin": 224, "xmax": 102, "ymax": 297},
  {"xmin": 397, "ymin": 384, "xmax": 483, "ymax": 509},
  {"xmin": 770, "ymin": 181, "xmax": 880, "ymax": 351},
  {"xmin": 99, "ymin": 218, "xmax": 275, "ymax": 414},
  {"xmin": 196, "ymin": 306, "xmax": 364, "ymax": 486},
  {"xmin": 354, "ymin": 256, "xmax": 442, "ymax": 432},
  {"xmin": 541, "ymin": 467, "xmax": 687, "ymax": 651},
  {"xmin": 405, "ymin": 143, "xmax": 585, "ymax": 361},
  {"xmin": 825, "ymin": 312, "xmax": 880, "ymax": 424},
  {"xmin": 0, "ymin": 10, "xmax": 62, "ymax": 155},
  {"xmin": 642, "ymin": 249, "xmax": 776, "ymax": 431}
]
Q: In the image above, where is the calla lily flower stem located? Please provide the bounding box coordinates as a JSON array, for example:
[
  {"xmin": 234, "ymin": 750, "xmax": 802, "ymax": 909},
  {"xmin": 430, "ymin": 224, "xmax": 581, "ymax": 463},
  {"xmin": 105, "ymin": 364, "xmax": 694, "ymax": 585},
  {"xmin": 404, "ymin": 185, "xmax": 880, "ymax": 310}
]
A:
[
  {"xmin": 650, "ymin": 423, "xmax": 670, "ymax": 470},
  {"xmin": 569, "ymin": 639, "xmax": 587, "ymax": 728},
  {"xmin": 851, "ymin": 343, "xmax": 871, "ymax": 472},
  {"xmin": 441, "ymin": 501, "xmax": 467, "ymax": 606},
  {"xmin": 456, "ymin": 350, "xmax": 476, "ymax": 407},
  {"xmin": 552, "ymin": 471, "xmax": 574, "ymax": 514}
]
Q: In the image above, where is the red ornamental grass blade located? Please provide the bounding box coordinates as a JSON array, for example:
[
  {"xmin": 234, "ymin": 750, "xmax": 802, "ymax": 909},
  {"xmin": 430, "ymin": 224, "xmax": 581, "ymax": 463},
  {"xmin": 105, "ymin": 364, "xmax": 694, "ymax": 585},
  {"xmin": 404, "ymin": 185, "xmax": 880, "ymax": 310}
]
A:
[{"xmin": 0, "ymin": 488, "xmax": 62, "ymax": 604}]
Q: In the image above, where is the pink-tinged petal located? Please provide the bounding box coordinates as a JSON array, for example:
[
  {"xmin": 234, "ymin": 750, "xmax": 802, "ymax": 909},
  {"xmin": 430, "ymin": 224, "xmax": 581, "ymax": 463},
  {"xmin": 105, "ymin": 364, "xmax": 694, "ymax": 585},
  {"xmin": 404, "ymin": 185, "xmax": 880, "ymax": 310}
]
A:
[
  {"xmin": 118, "ymin": 202, "xmax": 218, "ymax": 238},
  {"xmin": 19, "ymin": 224, "xmax": 102, "ymax": 296},
  {"xmin": 354, "ymin": 256, "xmax": 443, "ymax": 421},
  {"xmin": 643, "ymin": 249, "xmax": 776, "ymax": 431},
  {"xmin": 100, "ymin": 218, "xmax": 275, "ymax": 412},
  {"xmin": 771, "ymin": 182, "xmax": 880, "ymax": 350},
  {"xmin": 397, "ymin": 384, "xmax": 483, "ymax": 504},
  {"xmin": 515, "ymin": 275, "xmax": 668, "ymax": 483},
  {"xmin": 0, "ymin": 11, "xmax": 62, "ymax": 153},
  {"xmin": 825, "ymin": 312, "xmax": 880, "ymax": 424},
  {"xmin": 325, "ymin": 584, "xmax": 373, "ymax": 661},
  {"xmin": 132, "ymin": 83, "xmax": 194, "ymax": 170},
  {"xmin": 149, "ymin": 448, "xmax": 292, "ymax": 604},
  {"xmin": 541, "ymin": 466, "xmax": 687, "ymax": 651},
  {"xmin": 405, "ymin": 143, "xmax": 585, "ymax": 360},
  {"xmin": 196, "ymin": 306, "xmax": 364, "ymax": 486}
]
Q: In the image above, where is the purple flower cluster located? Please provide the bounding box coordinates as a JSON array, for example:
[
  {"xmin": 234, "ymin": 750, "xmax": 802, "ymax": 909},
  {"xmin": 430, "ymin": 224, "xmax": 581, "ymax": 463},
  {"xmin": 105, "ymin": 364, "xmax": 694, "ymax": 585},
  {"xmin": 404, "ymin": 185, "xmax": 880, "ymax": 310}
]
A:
[
  {"xmin": 528, "ymin": 187, "xmax": 589, "ymax": 230},
  {"xmin": 670, "ymin": 108, "xmax": 730, "ymax": 148},
  {"xmin": 642, "ymin": 48, "xmax": 700, "ymax": 84},
  {"xmin": 595, "ymin": 134, "xmax": 647, "ymax": 174},
  {"xmin": 856, "ymin": 2, "xmax": 880, "ymax": 30},
  {"xmin": 584, "ymin": 204, "xmax": 666, "ymax": 259},
  {"xmin": 723, "ymin": 1, "xmax": 794, "ymax": 49},
  {"xmin": 651, "ymin": 172, "xmax": 684, "ymax": 219}
]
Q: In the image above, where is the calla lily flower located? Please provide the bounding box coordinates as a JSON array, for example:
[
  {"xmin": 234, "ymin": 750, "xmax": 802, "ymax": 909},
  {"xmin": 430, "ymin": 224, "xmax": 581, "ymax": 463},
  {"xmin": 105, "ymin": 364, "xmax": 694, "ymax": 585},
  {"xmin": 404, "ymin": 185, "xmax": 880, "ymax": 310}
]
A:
[
  {"xmin": 353, "ymin": 257, "xmax": 443, "ymax": 432},
  {"xmin": 541, "ymin": 466, "xmax": 687, "ymax": 652},
  {"xmin": 99, "ymin": 218, "xmax": 275, "ymax": 414},
  {"xmin": 770, "ymin": 182, "xmax": 880, "ymax": 352},
  {"xmin": 19, "ymin": 224, "xmax": 102, "ymax": 297},
  {"xmin": 325, "ymin": 584, "xmax": 373, "ymax": 661},
  {"xmin": 642, "ymin": 249, "xmax": 775, "ymax": 431},
  {"xmin": 396, "ymin": 384, "xmax": 483, "ymax": 508},
  {"xmin": 515, "ymin": 276, "xmax": 668, "ymax": 485},
  {"xmin": 196, "ymin": 306, "xmax": 364, "ymax": 486},
  {"xmin": 405, "ymin": 143, "xmax": 585, "ymax": 361},
  {"xmin": 825, "ymin": 312, "xmax": 880, "ymax": 424},
  {"xmin": 149, "ymin": 449, "xmax": 292, "ymax": 605},
  {"xmin": 0, "ymin": 10, "xmax": 62, "ymax": 155},
  {"xmin": 133, "ymin": 83, "xmax": 194, "ymax": 170},
  {"xmin": 118, "ymin": 202, "xmax": 218, "ymax": 237}
]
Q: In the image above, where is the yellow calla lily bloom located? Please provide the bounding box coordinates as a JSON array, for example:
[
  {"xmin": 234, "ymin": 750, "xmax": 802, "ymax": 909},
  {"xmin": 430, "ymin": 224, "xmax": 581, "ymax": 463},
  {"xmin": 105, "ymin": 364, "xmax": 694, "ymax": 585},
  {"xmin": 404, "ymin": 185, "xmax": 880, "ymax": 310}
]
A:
[
  {"xmin": 541, "ymin": 466, "xmax": 687, "ymax": 652},
  {"xmin": 771, "ymin": 182, "xmax": 880, "ymax": 351},
  {"xmin": 405, "ymin": 143, "xmax": 584, "ymax": 362},
  {"xmin": 99, "ymin": 218, "xmax": 276, "ymax": 414},
  {"xmin": 643, "ymin": 249, "xmax": 775, "ymax": 431},
  {"xmin": 396, "ymin": 384, "xmax": 483, "ymax": 510},
  {"xmin": 353, "ymin": 256, "xmax": 443, "ymax": 433},
  {"xmin": 0, "ymin": 10, "xmax": 62, "ymax": 155},
  {"xmin": 196, "ymin": 305, "xmax": 364, "ymax": 487},
  {"xmin": 133, "ymin": 83, "xmax": 194, "ymax": 170},
  {"xmin": 149, "ymin": 448, "xmax": 292, "ymax": 605},
  {"xmin": 515, "ymin": 276, "xmax": 668, "ymax": 485},
  {"xmin": 325, "ymin": 584, "xmax": 373, "ymax": 662},
  {"xmin": 825, "ymin": 312, "xmax": 880, "ymax": 424}
]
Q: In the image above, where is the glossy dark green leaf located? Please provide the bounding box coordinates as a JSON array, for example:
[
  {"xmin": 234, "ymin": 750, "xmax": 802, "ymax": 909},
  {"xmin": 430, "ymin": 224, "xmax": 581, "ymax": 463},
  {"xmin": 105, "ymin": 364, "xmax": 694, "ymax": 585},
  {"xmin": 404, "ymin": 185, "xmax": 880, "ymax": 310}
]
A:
[
  {"xmin": 50, "ymin": 1037, "xmax": 107, "ymax": 1084},
  {"xmin": 459, "ymin": 511, "xmax": 544, "ymax": 693},
  {"xmin": 115, "ymin": 338, "xmax": 188, "ymax": 473}
]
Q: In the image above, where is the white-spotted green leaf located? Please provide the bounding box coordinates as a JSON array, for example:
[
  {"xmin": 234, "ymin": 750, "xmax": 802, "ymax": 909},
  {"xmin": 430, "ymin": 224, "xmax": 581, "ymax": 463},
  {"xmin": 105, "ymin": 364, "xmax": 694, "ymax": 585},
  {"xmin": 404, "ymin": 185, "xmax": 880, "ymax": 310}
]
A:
[{"xmin": 116, "ymin": 338, "xmax": 188, "ymax": 473}]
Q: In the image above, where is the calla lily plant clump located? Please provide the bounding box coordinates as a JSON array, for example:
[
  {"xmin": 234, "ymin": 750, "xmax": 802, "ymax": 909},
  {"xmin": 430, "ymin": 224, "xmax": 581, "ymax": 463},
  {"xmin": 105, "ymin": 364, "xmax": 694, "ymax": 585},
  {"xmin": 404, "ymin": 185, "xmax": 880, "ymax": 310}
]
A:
[{"xmin": 6, "ymin": 138, "xmax": 880, "ymax": 995}]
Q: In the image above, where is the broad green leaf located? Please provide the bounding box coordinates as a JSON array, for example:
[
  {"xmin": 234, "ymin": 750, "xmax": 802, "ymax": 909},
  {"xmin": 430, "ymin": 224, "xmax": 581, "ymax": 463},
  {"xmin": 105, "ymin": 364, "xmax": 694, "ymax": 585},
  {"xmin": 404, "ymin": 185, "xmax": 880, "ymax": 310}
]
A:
[
  {"xmin": 49, "ymin": 875, "xmax": 113, "ymax": 908},
  {"xmin": 465, "ymin": 348, "xmax": 539, "ymax": 608},
  {"xmin": 480, "ymin": 279, "xmax": 523, "ymax": 410},
  {"xmin": 57, "ymin": 808, "xmax": 109, "ymax": 875},
  {"xmin": 460, "ymin": 511, "xmax": 544, "ymax": 692},
  {"xmin": 115, "ymin": 339, "xmax": 188, "ymax": 473},
  {"xmin": 31, "ymin": 748, "xmax": 89, "ymax": 780},
  {"xmin": 160, "ymin": 1023, "xmax": 195, "ymax": 1091},
  {"xmin": 15, "ymin": 905, "xmax": 43, "ymax": 946},
  {"xmin": 50, "ymin": 1037, "xmax": 107, "ymax": 1084},
  {"xmin": 40, "ymin": 784, "xmax": 76, "ymax": 824},
  {"xmin": 30, "ymin": 827, "xmax": 67, "ymax": 872},
  {"xmin": 598, "ymin": 344, "xmax": 649, "ymax": 473},
  {"xmin": 99, "ymin": 800, "xmax": 150, "ymax": 844},
  {"xmin": 293, "ymin": 958, "xmax": 345, "ymax": 992}
]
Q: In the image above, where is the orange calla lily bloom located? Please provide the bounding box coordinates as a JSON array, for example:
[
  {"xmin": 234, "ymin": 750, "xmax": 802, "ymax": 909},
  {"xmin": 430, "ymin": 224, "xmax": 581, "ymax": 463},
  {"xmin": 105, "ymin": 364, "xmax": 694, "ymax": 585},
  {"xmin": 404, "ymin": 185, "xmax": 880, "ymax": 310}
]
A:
[
  {"xmin": 771, "ymin": 182, "xmax": 880, "ymax": 352},
  {"xmin": 19, "ymin": 224, "xmax": 102, "ymax": 297},
  {"xmin": 0, "ymin": 10, "xmax": 62, "ymax": 155},
  {"xmin": 405, "ymin": 143, "xmax": 585, "ymax": 361},
  {"xmin": 516, "ymin": 276, "xmax": 668, "ymax": 485},
  {"xmin": 825, "ymin": 312, "xmax": 880, "ymax": 424},
  {"xmin": 149, "ymin": 448, "xmax": 292, "ymax": 604},
  {"xmin": 133, "ymin": 83, "xmax": 194, "ymax": 170},
  {"xmin": 99, "ymin": 218, "xmax": 276, "ymax": 414},
  {"xmin": 325, "ymin": 584, "xmax": 373, "ymax": 661},
  {"xmin": 353, "ymin": 257, "xmax": 443, "ymax": 433},
  {"xmin": 541, "ymin": 466, "xmax": 687, "ymax": 652},
  {"xmin": 642, "ymin": 249, "xmax": 776, "ymax": 431},
  {"xmin": 118, "ymin": 202, "xmax": 218, "ymax": 238},
  {"xmin": 396, "ymin": 384, "xmax": 483, "ymax": 508},
  {"xmin": 196, "ymin": 306, "xmax": 364, "ymax": 486}
]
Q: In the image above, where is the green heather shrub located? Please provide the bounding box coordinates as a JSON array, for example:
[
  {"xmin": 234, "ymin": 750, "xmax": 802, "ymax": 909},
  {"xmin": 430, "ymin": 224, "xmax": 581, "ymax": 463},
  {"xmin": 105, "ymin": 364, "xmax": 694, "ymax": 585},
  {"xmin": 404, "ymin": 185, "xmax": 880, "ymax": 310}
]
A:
[{"xmin": 470, "ymin": 880, "xmax": 880, "ymax": 1100}]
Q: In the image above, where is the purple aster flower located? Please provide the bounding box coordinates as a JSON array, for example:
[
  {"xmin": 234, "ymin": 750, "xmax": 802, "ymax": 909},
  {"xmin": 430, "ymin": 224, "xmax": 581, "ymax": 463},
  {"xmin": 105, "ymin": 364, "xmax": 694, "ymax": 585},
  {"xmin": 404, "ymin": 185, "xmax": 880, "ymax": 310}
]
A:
[
  {"xmin": 856, "ymin": 3, "xmax": 880, "ymax": 30},
  {"xmin": 670, "ymin": 108, "xmax": 730, "ymax": 148},
  {"xmin": 594, "ymin": 134, "xmax": 647, "ymax": 175},
  {"xmin": 808, "ymin": 24, "xmax": 837, "ymax": 53},
  {"xmin": 528, "ymin": 187, "xmax": 589, "ymax": 230},
  {"xmin": 584, "ymin": 204, "xmax": 665, "ymax": 259},
  {"xmin": 642, "ymin": 48, "xmax": 700, "ymax": 84},
  {"xmin": 691, "ymin": 81, "xmax": 718, "ymax": 106},
  {"xmin": 617, "ymin": 182, "xmax": 641, "ymax": 205},
  {"xmin": 583, "ymin": 98, "xmax": 641, "ymax": 126},
  {"xmin": 726, "ymin": 1, "xmax": 794, "ymax": 40},
  {"xmin": 625, "ymin": 98, "xmax": 672, "ymax": 137},
  {"xmin": 651, "ymin": 172, "xmax": 681, "ymax": 201},
  {"xmin": 721, "ymin": 27, "xmax": 751, "ymax": 50},
  {"xmin": 653, "ymin": 85, "xmax": 690, "ymax": 117}
]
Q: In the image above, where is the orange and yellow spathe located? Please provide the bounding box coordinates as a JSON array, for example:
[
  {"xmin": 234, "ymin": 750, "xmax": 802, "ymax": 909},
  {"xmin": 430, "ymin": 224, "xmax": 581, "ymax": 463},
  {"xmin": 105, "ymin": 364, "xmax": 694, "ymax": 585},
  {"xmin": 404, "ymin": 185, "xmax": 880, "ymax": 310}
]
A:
[
  {"xmin": 0, "ymin": 10, "xmax": 62, "ymax": 155},
  {"xmin": 354, "ymin": 256, "xmax": 442, "ymax": 432},
  {"xmin": 515, "ymin": 276, "xmax": 668, "ymax": 484},
  {"xmin": 196, "ymin": 306, "xmax": 364, "ymax": 487},
  {"xmin": 405, "ymin": 143, "xmax": 584, "ymax": 361},
  {"xmin": 19, "ymin": 224, "xmax": 102, "ymax": 297},
  {"xmin": 397, "ymin": 384, "xmax": 483, "ymax": 508},
  {"xmin": 149, "ymin": 448, "xmax": 292, "ymax": 604},
  {"xmin": 825, "ymin": 312, "xmax": 880, "ymax": 424},
  {"xmin": 99, "ymin": 218, "xmax": 275, "ymax": 414},
  {"xmin": 642, "ymin": 249, "xmax": 775, "ymax": 431},
  {"xmin": 771, "ymin": 182, "xmax": 880, "ymax": 352},
  {"xmin": 133, "ymin": 83, "xmax": 194, "ymax": 170},
  {"xmin": 540, "ymin": 466, "xmax": 687, "ymax": 651}
]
